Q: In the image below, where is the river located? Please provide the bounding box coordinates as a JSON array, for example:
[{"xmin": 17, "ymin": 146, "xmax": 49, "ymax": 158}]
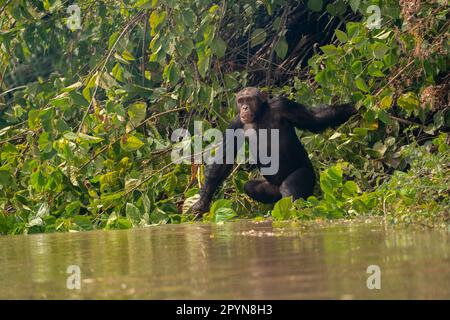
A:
[{"xmin": 0, "ymin": 218, "xmax": 449, "ymax": 299}]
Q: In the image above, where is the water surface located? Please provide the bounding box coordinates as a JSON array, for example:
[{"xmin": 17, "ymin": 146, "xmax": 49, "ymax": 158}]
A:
[{"xmin": 1, "ymin": 219, "xmax": 449, "ymax": 299}]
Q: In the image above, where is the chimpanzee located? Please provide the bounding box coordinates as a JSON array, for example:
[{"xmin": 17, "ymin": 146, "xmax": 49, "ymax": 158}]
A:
[{"xmin": 191, "ymin": 87, "xmax": 356, "ymax": 215}]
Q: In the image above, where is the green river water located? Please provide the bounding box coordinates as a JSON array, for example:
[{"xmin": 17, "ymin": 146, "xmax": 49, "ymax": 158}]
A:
[{"xmin": 0, "ymin": 218, "xmax": 449, "ymax": 299}]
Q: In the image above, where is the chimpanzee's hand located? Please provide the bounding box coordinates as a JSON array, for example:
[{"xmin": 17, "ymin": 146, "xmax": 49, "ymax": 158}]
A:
[{"xmin": 190, "ymin": 197, "xmax": 211, "ymax": 217}]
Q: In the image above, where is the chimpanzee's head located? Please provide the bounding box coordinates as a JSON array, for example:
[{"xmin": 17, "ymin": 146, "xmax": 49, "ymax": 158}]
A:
[{"xmin": 236, "ymin": 87, "xmax": 268, "ymax": 124}]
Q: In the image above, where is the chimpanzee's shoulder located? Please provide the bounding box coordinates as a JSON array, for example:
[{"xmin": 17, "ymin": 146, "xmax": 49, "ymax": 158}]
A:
[{"xmin": 268, "ymin": 96, "xmax": 293, "ymax": 110}]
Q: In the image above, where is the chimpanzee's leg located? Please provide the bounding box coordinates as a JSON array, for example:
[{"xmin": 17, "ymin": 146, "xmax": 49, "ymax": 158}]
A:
[
  {"xmin": 244, "ymin": 178, "xmax": 282, "ymax": 204},
  {"xmin": 279, "ymin": 168, "xmax": 316, "ymax": 200},
  {"xmin": 244, "ymin": 168, "xmax": 315, "ymax": 203}
]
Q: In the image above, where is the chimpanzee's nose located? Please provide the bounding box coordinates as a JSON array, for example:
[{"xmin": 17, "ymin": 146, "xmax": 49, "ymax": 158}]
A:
[{"xmin": 242, "ymin": 105, "xmax": 249, "ymax": 110}]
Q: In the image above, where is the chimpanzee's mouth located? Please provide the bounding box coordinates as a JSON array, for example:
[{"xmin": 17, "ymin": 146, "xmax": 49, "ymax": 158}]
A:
[{"xmin": 240, "ymin": 114, "xmax": 253, "ymax": 123}]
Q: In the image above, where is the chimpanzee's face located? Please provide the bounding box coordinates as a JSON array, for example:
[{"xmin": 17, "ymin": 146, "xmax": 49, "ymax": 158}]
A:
[{"xmin": 236, "ymin": 87, "xmax": 266, "ymax": 124}]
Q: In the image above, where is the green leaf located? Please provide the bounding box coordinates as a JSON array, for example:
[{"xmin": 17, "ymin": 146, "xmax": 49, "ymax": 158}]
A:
[
  {"xmin": 182, "ymin": 194, "xmax": 200, "ymax": 214},
  {"xmin": 250, "ymin": 28, "xmax": 267, "ymax": 47},
  {"xmin": 38, "ymin": 132, "xmax": 53, "ymax": 153},
  {"xmin": 211, "ymin": 37, "xmax": 227, "ymax": 58},
  {"xmin": 214, "ymin": 207, "xmax": 237, "ymax": 223},
  {"xmin": 73, "ymin": 216, "xmax": 93, "ymax": 231},
  {"xmin": 108, "ymin": 31, "xmax": 120, "ymax": 49},
  {"xmin": 178, "ymin": 38, "xmax": 194, "ymax": 57},
  {"xmin": 351, "ymin": 60, "xmax": 363, "ymax": 74},
  {"xmin": 355, "ymin": 77, "xmax": 369, "ymax": 92},
  {"xmin": 327, "ymin": 166, "xmax": 343, "ymax": 183},
  {"xmin": 349, "ymin": 0, "xmax": 361, "ymax": 12},
  {"xmin": 397, "ymin": 92, "xmax": 420, "ymax": 111},
  {"xmin": 343, "ymin": 181, "xmax": 359, "ymax": 197},
  {"xmin": 210, "ymin": 199, "xmax": 233, "ymax": 216},
  {"xmin": 275, "ymin": 37, "xmax": 288, "ymax": 59},
  {"xmin": 197, "ymin": 55, "xmax": 210, "ymax": 79},
  {"xmin": 273, "ymin": 17, "xmax": 281, "ymax": 31},
  {"xmin": 28, "ymin": 109, "xmax": 40, "ymax": 130},
  {"xmin": 55, "ymin": 119, "xmax": 70, "ymax": 133},
  {"xmin": 334, "ymin": 0, "xmax": 347, "ymax": 15},
  {"xmin": 379, "ymin": 95, "xmax": 393, "ymax": 109},
  {"xmin": 149, "ymin": 10, "xmax": 166, "ymax": 35},
  {"xmin": 307, "ymin": 0, "xmax": 323, "ymax": 12},
  {"xmin": 133, "ymin": 0, "xmax": 153, "ymax": 9},
  {"xmin": 326, "ymin": 3, "xmax": 337, "ymax": 16},
  {"xmin": 39, "ymin": 108, "xmax": 54, "ymax": 132},
  {"xmin": 209, "ymin": 4, "xmax": 219, "ymax": 14},
  {"xmin": 126, "ymin": 203, "xmax": 142, "ymax": 226},
  {"xmin": 27, "ymin": 217, "xmax": 43, "ymax": 228},
  {"xmin": 163, "ymin": 173, "xmax": 177, "ymax": 194},
  {"xmin": 65, "ymin": 201, "xmax": 82, "ymax": 216},
  {"xmin": 122, "ymin": 50, "xmax": 135, "ymax": 61},
  {"xmin": 328, "ymin": 132, "xmax": 342, "ymax": 140},
  {"xmin": 346, "ymin": 22, "xmax": 360, "ymax": 39},
  {"xmin": 163, "ymin": 60, "xmax": 180, "ymax": 85},
  {"xmin": 150, "ymin": 208, "xmax": 169, "ymax": 224},
  {"xmin": 99, "ymin": 72, "xmax": 118, "ymax": 89},
  {"xmin": 120, "ymin": 135, "xmax": 145, "ymax": 152},
  {"xmin": 372, "ymin": 42, "xmax": 390, "ymax": 60},
  {"xmin": 335, "ymin": 29, "xmax": 348, "ymax": 43},
  {"xmin": 271, "ymin": 197, "xmax": 294, "ymax": 220},
  {"xmin": 77, "ymin": 133, "xmax": 104, "ymax": 144},
  {"xmin": 36, "ymin": 203, "xmax": 49, "ymax": 218},
  {"xmin": 181, "ymin": 8, "xmax": 196, "ymax": 26},
  {"xmin": 320, "ymin": 166, "xmax": 342, "ymax": 196},
  {"xmin": 112, "ymin": 63, "xmax": 124, "ymax": 82},
  {"xmin": 320, "ymin": 44, "xmax": 338, "ymax": 56},
  {"xmin": 368, "ymin": 61, "xmax": 385, "ymax": 77},
  {"xmin": 373, "ymin": 30, "xmax": 392, "ymax": 40},
  {"xmin": 101, "ymin": 191, "xmax": 125, "ymax": 203},
  {"xmin": 99, "ymin": 171, "xmax": 119, "ymax": 192},
  {"xmin": 116, "ymin": 217, "xmax": 133, "ymax": 229},
  {"xmin": 0, "ymin": 170, "xmax": 12, "ymax": 186},
  {"xmin": 62, "ymin": 81, "xmax": 82, "ymax": 92},
  {"xmin": 30, "ymin": 170, "xmax": 45, "ymax": 191},
  {"xmin": 373, "ymin": 141, "xmax": 387, "ymax": 157},
  {"xmin": 128, "ymin": 102, "xmax": 147, "ymax": 127}
]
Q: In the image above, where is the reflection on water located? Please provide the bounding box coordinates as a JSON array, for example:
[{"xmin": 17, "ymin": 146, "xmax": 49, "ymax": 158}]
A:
[{"xmin": 0, "ymin": 219, "xmax": 449, "ymax": 299}]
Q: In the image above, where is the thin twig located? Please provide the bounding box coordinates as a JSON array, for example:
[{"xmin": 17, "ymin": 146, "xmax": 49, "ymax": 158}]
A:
[
  {"xmin": 374, "ymin": 59, "xmax": 415, "ymax": 97},
  {"xmin": 0, "ymin": 85, "xmax": 27, "ymax": 97}
]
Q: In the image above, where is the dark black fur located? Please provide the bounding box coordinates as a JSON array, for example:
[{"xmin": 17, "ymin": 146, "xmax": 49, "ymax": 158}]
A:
[{"xmin": 191, "ymin": 96, "xmax": 356, "ymax": 215}]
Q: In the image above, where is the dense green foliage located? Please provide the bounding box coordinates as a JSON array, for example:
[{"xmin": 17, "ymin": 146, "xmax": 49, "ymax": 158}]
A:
[{"xmin": 0, "ymin": 0, "xmax": 448, "ymax": 234}]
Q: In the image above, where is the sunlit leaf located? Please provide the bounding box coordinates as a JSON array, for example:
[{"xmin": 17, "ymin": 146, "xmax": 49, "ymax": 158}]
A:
[
  {"xmin": 126, "ymin": 203, "xmax": 142, "ymax": 226},
  {"xmin": 77, "ymin": 133, "xmax": 104, "ymax": 144},
  {"xmin": 335, "ymin": 29, "xmax": 348, "ymax": 43},
  {"xmin": 355, "ymin": 77, "xmax": 369, "ymax": 92},
  {"xmin": 120, "ymin": 135, "xmax": 145, "ymax": 152},
  {"xmin": 128, "ymin": 102, "xmax": 147, "ymax": 127},
  {"xmin": 271, "ymin": 197, "xmax": 293, "ymax": 220}
]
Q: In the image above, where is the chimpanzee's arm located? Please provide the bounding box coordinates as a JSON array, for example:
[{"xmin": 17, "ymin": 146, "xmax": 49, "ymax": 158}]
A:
[
  {"xmin": 275, "ymin": 97, "xmax": 356, "ymax": 133},
  {"xmin": 193, "ymin": 116, "xmax": 244, "ymax": 213}
]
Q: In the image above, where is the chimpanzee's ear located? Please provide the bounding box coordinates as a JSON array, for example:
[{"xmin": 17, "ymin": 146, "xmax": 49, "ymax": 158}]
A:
[{"xmin": 259, "ymin": 90, "xmax": 268, "ymax": 102}]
